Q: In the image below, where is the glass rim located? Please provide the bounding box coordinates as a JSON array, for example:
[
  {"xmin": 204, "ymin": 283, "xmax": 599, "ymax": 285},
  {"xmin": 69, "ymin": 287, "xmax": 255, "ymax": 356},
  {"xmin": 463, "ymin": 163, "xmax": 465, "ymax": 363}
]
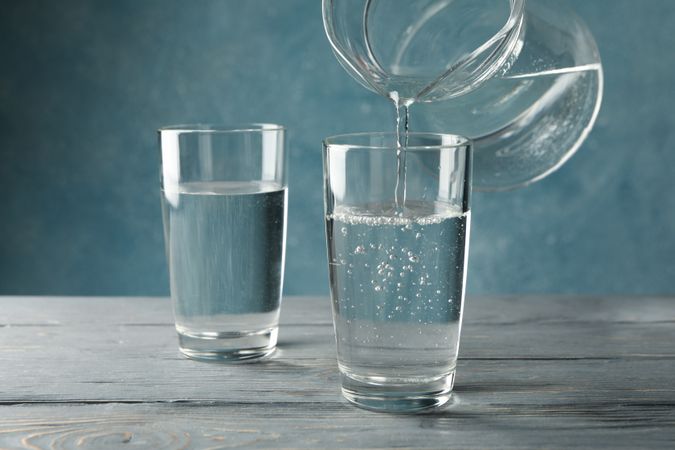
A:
[
  {"xmin": 323, "ymin": 132, "xmax": 470, "ymax": 151},
  {"xmin": 158, "ymin": 123, "xmax": 285, "ymax": 134}
]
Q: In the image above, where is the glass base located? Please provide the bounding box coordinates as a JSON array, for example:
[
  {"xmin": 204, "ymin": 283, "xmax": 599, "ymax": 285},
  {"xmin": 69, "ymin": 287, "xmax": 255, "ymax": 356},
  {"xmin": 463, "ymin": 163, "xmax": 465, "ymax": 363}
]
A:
[
  {"xmin": 340, "ymin": 371, "xmax": 455, "ymax": 413},
  {"xmin": 177, "ymin": 327, "xmax": 277, "ymax": 362}
]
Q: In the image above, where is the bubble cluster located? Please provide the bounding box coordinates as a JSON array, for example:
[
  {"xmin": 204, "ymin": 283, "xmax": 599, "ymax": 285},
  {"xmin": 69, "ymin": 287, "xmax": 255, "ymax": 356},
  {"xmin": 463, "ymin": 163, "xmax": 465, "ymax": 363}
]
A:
[
  {"xmin": 327, "ymin": 202, "xmax": 469, "ymax": 365},
  {"xmin": 329, "ymin": 202, "xmax": 464, "ymax": 227}
]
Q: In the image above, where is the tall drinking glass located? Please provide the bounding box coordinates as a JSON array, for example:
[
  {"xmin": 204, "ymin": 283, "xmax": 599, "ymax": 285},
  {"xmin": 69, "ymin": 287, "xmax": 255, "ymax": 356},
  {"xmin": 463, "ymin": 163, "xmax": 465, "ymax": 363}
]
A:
[
  {"xmin": 323, "ymin": 132, "xmax": 471, "ymax": 412},
  {"xmin": 159, "ymin": 124, "xmax": 287, "ymax": 362}
]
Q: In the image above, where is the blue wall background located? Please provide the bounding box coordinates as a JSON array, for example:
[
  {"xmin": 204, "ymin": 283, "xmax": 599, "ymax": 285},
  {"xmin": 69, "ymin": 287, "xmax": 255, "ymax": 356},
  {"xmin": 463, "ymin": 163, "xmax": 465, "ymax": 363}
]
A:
[{"xmin": 1, "ymin": 0, "xmax": 674, "ymax": 296}]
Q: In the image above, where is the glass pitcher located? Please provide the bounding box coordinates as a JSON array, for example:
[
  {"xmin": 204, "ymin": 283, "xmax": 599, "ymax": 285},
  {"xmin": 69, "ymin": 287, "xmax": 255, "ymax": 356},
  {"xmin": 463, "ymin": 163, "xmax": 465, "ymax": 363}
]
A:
[{"xmin": 322, "ymin": 0, "xmax": 603, "ymax": 190}]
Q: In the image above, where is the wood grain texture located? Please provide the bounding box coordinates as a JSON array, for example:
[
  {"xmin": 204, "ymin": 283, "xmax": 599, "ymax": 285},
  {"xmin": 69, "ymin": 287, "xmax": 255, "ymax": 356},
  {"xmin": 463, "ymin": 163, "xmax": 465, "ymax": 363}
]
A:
[{"xmin": 0, "ymin": 295, "xmax": 674, "ymax": 449}]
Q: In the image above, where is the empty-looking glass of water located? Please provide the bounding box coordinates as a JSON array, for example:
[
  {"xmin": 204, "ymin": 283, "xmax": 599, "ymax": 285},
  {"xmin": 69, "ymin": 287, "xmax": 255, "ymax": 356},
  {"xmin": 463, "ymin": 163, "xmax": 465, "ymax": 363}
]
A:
[{"xmin": 323, "ymin": 0, "xmax": 603, "ymax": 190}]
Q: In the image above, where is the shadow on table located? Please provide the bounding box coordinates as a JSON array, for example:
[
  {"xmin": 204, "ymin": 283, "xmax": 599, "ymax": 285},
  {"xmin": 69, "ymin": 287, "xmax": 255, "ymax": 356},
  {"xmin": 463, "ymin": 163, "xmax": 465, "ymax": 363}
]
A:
[{"xmin": 276, "ymin": 337, "xmax": 315, "ymax": 350}]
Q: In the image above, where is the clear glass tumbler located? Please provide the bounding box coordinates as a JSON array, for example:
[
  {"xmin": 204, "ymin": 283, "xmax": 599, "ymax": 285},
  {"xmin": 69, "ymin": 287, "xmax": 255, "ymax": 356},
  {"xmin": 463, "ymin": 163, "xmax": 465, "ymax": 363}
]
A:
[
  {"xmin": 159, "ymin": 124, "xmax": 287, "ymax": 362},
  {"xmin": 323, "ymin": 132, "xmax": 472, "ymax": 412}
]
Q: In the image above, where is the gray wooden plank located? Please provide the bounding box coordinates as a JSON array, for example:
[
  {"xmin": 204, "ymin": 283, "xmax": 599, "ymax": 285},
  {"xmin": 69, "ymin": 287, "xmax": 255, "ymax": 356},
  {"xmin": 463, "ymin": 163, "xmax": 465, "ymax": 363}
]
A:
[
  {"xmin": 4, "ymin": 319, "xmax": 669, "ymax": 363},
  {"xmin": 1, "ymin": 357, "xmax": 674, "ymax": 409},
  {"xmin": 2, "ymin": 295, "xmax": 675, "ymax": 326},
  {"xmin": 1, "ymin": 296, "xmax": 674, "ymax": 361},
  {"xmin": 0, "ymin": 297, "xmax": 674, "ymax": 404},
  {"xmin": 0, "ymin": 296, "xmax": 674, "ymax": 449},
  {"xmin": 2, "ymin": 313, "xmax": 675, "ymax": 363},
  {"xmin": 2, "ymin": 341, "xmax": 675, "ymax": 405},
  {"xmin": 0, "ymin": 402, "xmax": 673, "ymax": 449}
]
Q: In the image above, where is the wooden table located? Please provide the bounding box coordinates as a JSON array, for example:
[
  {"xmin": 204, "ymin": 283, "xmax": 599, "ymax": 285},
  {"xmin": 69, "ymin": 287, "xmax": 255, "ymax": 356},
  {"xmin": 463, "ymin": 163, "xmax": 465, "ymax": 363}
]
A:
[{"xmin": 0, "ymin": 296, "xmax": 674, "ymax": 449}]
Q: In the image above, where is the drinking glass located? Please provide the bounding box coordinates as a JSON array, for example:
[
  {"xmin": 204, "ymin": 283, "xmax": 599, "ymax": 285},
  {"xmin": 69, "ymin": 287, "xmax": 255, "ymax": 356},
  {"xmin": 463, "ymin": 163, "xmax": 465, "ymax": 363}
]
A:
[
  {"xmin": 323, "ymin": 132, "xmax": 472, "ymax": 412},
  {"xmin": 159, "ymin": 124, "xmax": 287, "ymax": 362}
]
